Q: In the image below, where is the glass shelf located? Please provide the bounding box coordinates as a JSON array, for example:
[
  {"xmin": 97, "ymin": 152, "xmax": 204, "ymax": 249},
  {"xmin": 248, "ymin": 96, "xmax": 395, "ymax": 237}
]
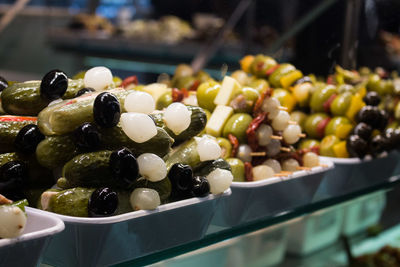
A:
[{"xmin": 113, "ymin": 174, "xmax": 400, "ymax": 267}]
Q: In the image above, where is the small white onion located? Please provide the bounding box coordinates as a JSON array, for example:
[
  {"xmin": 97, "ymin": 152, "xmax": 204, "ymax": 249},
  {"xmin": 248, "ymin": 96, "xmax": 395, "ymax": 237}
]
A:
[
  {"xmin": 266, "ymin": 139, "xmax": 281, "ymax": 157},
  {"xmin": 0, "ymin": 206, "xmax": 26, "ymax": 238},
  {"xmin": 120, "ymin": 113, "xmax": 157, "ymax": 143},
  {"xmin": 282, "ymin": 159, "xmax": 300, "ymax": 172},
  {"xmin": 130, "ymin": 188, "xmax": 161, "ymax": 210},
  {"xmin": 256, "ymin": 124, "xmax": 273, "ymax": 146},
  {"xmin": 283, "ymin": 124, "xmax": 302, "ymax": 144},
  {"xmin": 263, "ymin": 159, "xmax": 281, "ymax": 173},
  {"xmin": 206, "ymin": 168, "xmax": 233, "ymax": 194},
  {"xmin": 272, "ymin": 111, "xmax": 290, "ymax": 131},
  {"xmin": 124, "ymin": 91, "xmax": 155, "ymax": 114},
  {"xmin": 163, "ymin": 103, "xmax": 191, "ymax": 135},
  {"xmin": 83, "ymin": 66, "xmax": 113, "ymax": 91},
  {"xmin": 303, "ymin": 152, "xmax": 320, "ymax": 167},
  {"xmin": 137, "ymin": 153, "xmax": 167, "ymax": 182},
  {"xmin": 237, "ymin": 144, "xmax": 252, "ymax": 162},
  {"xmin": 252, "ymin": 165, "xmax": 275, "ymax": 181},
  {"xmin": 262, "ymin": 97, "xmax": 280, "ymax": 119},
  {"xmin": 196, "ymin": 136, "xmax": 222, "ymax": 162}
]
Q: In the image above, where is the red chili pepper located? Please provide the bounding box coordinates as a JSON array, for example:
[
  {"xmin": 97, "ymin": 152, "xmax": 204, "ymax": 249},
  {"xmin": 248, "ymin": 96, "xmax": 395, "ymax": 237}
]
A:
[
  {"xmin": 246, "ymin": 112, "xmax": 267, "ymax": 151},
  {"xmin": 121, "ymin": 75, "xmax": 138, "ymax": 88},
  {"xmin": 172, "ymin": 88, "xmax": 184, "ymax": 102},
  {"xmin": 0, "ymin": 115, "xmax": 37, "ymax": 122},
  {"xmin": 326, "ymin": 75, "xmax": 334, "ymax": 85},
  {"xmin": 189, "ymin": 80, "xmax": 200, "ymax": 91},
  {"xmin": 244, "ymin": 162, "xmax": 253, "ymax": 182},
  {"xmin": 323, "ymin": 93, "xmax": 337, "ymax": 113},
  {"xmin": 253, "ymin": 88, "xmax": 271, "ymax": 116},
  {"xmin": 228, "ymin": 134, "xmax": 239, "ymax": 157},
  {"xmin": 265, "ymin": 64, "xmax": 280, "ymax": 76}
]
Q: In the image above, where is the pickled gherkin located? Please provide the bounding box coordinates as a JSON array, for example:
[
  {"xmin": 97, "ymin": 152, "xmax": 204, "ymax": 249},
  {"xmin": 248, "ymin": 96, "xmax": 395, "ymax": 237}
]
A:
[{"xmin": 0, "ymin": 115, "xmax": 38, "ymax": 153}]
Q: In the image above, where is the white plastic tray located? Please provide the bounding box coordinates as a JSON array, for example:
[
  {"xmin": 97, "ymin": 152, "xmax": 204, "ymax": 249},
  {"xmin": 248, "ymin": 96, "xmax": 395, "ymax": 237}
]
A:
[
  {"xmin": 315, "ymin": 151, "xmax": 400, "ymax": 200},
  {"xmin": 42, "ymin": 189, "xmax": 231, "ymax": 267},
  {"xmin": 0, "ymin": 207, "xmax": 65, "ymax": 267},
  {"xmin": 211, "ymin": 159, "xmax": 334, "ymax": 227}
]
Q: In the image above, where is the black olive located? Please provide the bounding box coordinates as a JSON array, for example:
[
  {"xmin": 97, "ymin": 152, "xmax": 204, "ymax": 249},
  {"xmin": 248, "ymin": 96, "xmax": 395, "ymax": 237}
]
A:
[
  {"xmin": 385, "ymin": 128, "xmax": 400, "ymax": 150},
  {"xmin": 352, "ymin": 123, "xmax": 372, "ymax": 140},
  {"xmin": 74, "ymin": 123, "xmax": 101, "ymax": 150},
  {"xmin": 88, "ymin": 187, "xmax": 118, "ymax": 217},
  {"xmin": 40, "ymin": 69, "xmax": 69, "ymax": 100},
  {"xmin": 168, "ymin": 163, "xmax": 193, "ymax": 199},
  {"xmin": 357, "ymin": 106, "xmax": 381, "ymax": 129},
  {"xmin": 75, "ymin": 87, "xmax": 95, "ymax": 97},
  {"xmin": 14, "ymin": 124, "xmax": 45, "ymax": 154},
  {"xmin": 0, "ymin": 76, "xmax": 8, "ymax": 92},
  {"xmin": 378, "ymin": 109, "xmax": 389, "ymax": 130},
  {"xmin": 93, "ymin": 92, "xmax": 120, "ymax": 128},
  {"xmin": 346, "ymin": 135, "xmax": 368, "ymax": 158},
  {"xmin": 192, "ymin": 176, "xmax": 210, "ymax": 197},
  {"xmin": 370, "ymin": 135, "xmax": 388, "ymax": 156},
  {"xmin": 0, "ymin": 161, "xmax": 28, "ymax": 193},
  {"xmin": 363, "ymin": 91, "xmax": 381, "ymax": 106},
  {"xmin": 109, "ymin": 148, "xmax": 139, "ymax": 187}
]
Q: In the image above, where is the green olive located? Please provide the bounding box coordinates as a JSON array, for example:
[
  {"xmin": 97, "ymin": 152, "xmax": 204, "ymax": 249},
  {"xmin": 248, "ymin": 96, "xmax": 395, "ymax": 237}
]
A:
[
  {"xmin": 268, "ymin": 63, "xmax": 296, "ymax": 88},
  {"xmin": 113, "ymin": 76, "xmax": 122, "ymax": 87},
  {"xmin": 324, "ymin": 116, "xmax": 352, "ymax": 137},
  {"xmin": 174, "ymin": 76, "xmax": 196, "ymax": 90},
  {"xmin": 234, "ymin": 87, "xmax": 260, "ymax": 113},
  {"xmin": 231, "ymin": 70, "xmax": 249, "ymax": 86},
  {"xmin": 330, "ymin": 92, "xmax": 352, "ymax": 116},
  {"xmin": 196, "ymin": 81, "xmax": 221, "ymax": 112},
  {"xmin": 272, "ymin": 89, "xmax": 296, "ymax": 112},
  {"xmin": 73, "ymin": 70, "xmax": 85, "ymax": 80},
  {"xmin": 299, "ymin": 139, "xmax": 320, "ymax": 150},
  {"xmin": 337, "ymin": 84, "xmax": 356, "ymax": 94},
  {"xmin": 395, "ymin": 102, "xmax": 400, "ymax": 120},
  {"xmin": 222, "ymin": 113, "xmax": 253, "ymax": 143},
  {"xmin": 248, "ymin": 79, "xmax": 269, "ymax": 93},
  {"xmin": 156, "ymin": 91, "xmax": 173, "ymax": 110},
  {"xmin": 249, "ymin": 54, "xmax": 277, "ymax": 78},
  {"xmin": 174, "ymin": 64, "xmax": 194, "ymax": 78},
  {"xmin": 196, "ymin": 70, "xmax": 212, "ymax": 83},
  {"xmin": 381, "ymin": 80, "xmax": 394, "ymax": 95},
  {"xmin": 217, "ymin": 137, "xmax": 232, "ymax": 159},
  {"xmin": 309, "ymin": 85, "xmax": 337, "ymax": 112},
  {"xmin": 320, "ymin": 135, "xmax": 340, "ymax": 157},
  {"xmin": 304, "ymin": 113, "xmax": 329, "ymax": 139},
  {"xmin": 226, "ymin": 158, "xmax": 245, "ymax": 182},
  {"xmin": 367, "ymin": 74, "xmax": 381, "ymax": 92},
  {"xmin": 290, "ymin": 111, "xmax": 307, "ymax": 129},
  {"xmin": 359, "ymin": 67, "xmax": 371, "ymax": 76},
  {"xmin": 387, "ymin": 121, "xmax": 399, "ymax": 130}
]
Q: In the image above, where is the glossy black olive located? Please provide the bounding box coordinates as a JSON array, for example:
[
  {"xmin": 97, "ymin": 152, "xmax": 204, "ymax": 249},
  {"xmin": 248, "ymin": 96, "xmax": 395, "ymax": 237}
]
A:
[
  {"xmin": 385, "ymin": 128, "xmax": 400, "ymax": 150},
  {"xmin": 40, "ymin": 69, "xmax": 68, "ymax": 100},
  {"xmin": 346, "ymin": 135, "xmax": 368, "ymax": 158},
  {"xmin": 363, "ymin": 91, "xmax": 381, "ymax": 106},
  {"xmin": 352, "ymin": 123, "xmax": 372, "ymax": 140},
  {"xmin": 14, "ymin": 124, "xmax": 45, "ymax": 154},
  {"xmin": 109, "ymin": 147, "xmax": 139, "ymax": 187},
  {"xmin": 192, "ymin": 176, "xmax": 210, "ymax": 197},
  {"xmin": 93, "ymin": 92, "xmax": 120, "ymax": 128},
  {"xmin": 370, "ymin": 135, "xmax": 388, "ymax": 156},
  {"xmin": 0, "ymin": 76, "xmax": 8, "ymax": 92},
  {"xmin": 378, "ymin": 109, "xmax": 389, "ymax": 130},
  {"xmin": 88, "ymin": 187, "xmax": 118, "ymax": 217},
  {"xmin": 74, "ymin": 123, "xmax": 101, "ymax": 150},
  {"xmin": 168, "ymin": 163, "xmax": 193, "ymax": 199},
  {"xmin": 75, "ymin": 87, "xmax": 95, "ymax": 97},
  {"xmin": 0, "ymin": 161, "xmax": 28, "ymax": 193},
  {"xmin": 357, "ymin": 106, "xmax": 381, "ymax": 129}
]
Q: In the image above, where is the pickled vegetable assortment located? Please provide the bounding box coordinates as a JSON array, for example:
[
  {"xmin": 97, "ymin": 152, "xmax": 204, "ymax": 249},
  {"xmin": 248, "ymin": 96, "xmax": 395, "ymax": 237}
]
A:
[{"xmin": 0, "ymin": 67, "xmax": 233, "ymax": 218}]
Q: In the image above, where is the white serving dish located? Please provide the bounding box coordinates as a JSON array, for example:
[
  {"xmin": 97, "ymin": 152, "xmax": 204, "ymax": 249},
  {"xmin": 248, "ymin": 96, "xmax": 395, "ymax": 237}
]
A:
[
  {"xmin": 287, "ymin": 204, "xmax": 344, "ymax": 256},
  {"xmin": 0, "ymin": 207, "xmax": 65, "ymax": 267},
  {"xmin": 315, "ymin": 151, "xmax": 400, "ymax": 200},
  {"xmin": 341, "ymin": 190, "xmax": 386, "ymax": 236},
  {"xmin": 42, "ymin": 189, "xmax": 231, "ymax": 267},
  {"xmin": 211, "ymin": 158, "xmax": 334, "ymax": 227}
]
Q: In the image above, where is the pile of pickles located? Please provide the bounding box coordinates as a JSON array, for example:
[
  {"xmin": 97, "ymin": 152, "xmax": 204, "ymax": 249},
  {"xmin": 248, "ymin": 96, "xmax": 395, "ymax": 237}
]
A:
[{"xmin": 0, "ymin": 67, "xmax": 233, "ymax": 218}]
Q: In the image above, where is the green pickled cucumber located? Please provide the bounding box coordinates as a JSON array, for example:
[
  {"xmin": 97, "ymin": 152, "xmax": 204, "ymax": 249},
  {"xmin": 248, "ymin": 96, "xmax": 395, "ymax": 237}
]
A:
[
  {"xmin": 165, "ymin": 139, "xmax": 200, "ymax": 170},
  {"xmin": 133, "ymin": 178, "xmax": 171, "ymax": 203},
  {"xmin": 150, "ymin": 105, "xmax": 207, "ymax": 144},
  {"xmin": 61, "ymin": 79, "xmax": 85, "ymax": 99},
  {"xmin": 0, "ymin": 116, "xmax": 37, "ymax": 153},
  {"xmin": 193, "ymin": 158, "xmax": 231, "ymax": 177},
  {"xmin": 36, "ymin": 126, "xmax": 173, "ymax": 169}
]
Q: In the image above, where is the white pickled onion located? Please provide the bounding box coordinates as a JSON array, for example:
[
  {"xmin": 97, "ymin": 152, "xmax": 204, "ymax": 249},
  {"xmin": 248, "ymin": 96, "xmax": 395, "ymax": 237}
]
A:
[
  {"xmin": 0, "ymin": 206, "xmax": 26, "ymax": 238},
  {"xmin": 272, "ymin": 110, "xmax": 290, "ymax": 131},
  {"xmin": 137, "ymin": 153, "xmax": 167, "ymax": 182},
  {"xmin": 283, "ymin": 124, "xmax": 302, "ymax": 144},
  {"xmin": 130, "ymin": 188, "xmax": 160, "ymax": 210},
  {"xmin": 120, "ymin": 112, "xmax": 157, "ymax": 143},
  {"xmin": 206, "ymin": 168, "xmax": 233, "ymax": 194},
  {"xmin": 83, "ymin": 66, "xmax": 113, "ymax": 91},
  {"xmin": 252, "ymin": 165, "xmax": 275, "ymax": 181},
  {"xmin": 282, "ymin": 159, "xmax": 299, "ymax": 172},
  {"xmin": 196, "ymin": 136, "xmax": 222, "ymax": 161},
  {"xmin": 163, "ymin": 103, "xmax": 191, "ymax": 135},
  {"xmin": 303, "ymin": 152, "xmax": 319, "ymax": 167},
  {"xmin": 124, "ymin": 91, "xmax": 155, "ymax": 114}
]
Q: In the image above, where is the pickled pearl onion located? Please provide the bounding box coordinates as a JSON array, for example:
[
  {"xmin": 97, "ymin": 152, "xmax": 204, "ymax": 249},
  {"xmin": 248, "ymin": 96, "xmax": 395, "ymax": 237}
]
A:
[
  {"xmin": 83, "ymin": 66, "xmax": 113, "ymax": 91},
  {"xmin": 196, "ymin": 136, "xmax": 222, "ymax": 162},
  {"xmin": 130, "ymin": 188, "xmax": 160, "ymax": 210},
  {"xmin": 163, "ymin": 103, "xmax": 191, "ymax": 135},
  {"xmin": 137, "ymin": 153, "xmax": 167, "ymax": 182},
  {"xmin": 206, "ymin": 168, "xmax": 233, "ymax": 194},
  {"xmin": 124, "ymin": 91, "xmax": 155, "ymax": 114},
  {"xmin": 0, "ymin": 206, "xmax": 26, "ymax": 238},
  {"xmin": 120, "ymin": 113, "xmax": 157, "ymax": 143}
]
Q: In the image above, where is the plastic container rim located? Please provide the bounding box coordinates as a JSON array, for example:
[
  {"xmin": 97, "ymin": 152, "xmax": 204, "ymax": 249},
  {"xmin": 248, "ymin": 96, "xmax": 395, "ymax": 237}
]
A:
[{"xmin": 320, "ymin": 150, "xmax": 397, "ymax": 164}]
